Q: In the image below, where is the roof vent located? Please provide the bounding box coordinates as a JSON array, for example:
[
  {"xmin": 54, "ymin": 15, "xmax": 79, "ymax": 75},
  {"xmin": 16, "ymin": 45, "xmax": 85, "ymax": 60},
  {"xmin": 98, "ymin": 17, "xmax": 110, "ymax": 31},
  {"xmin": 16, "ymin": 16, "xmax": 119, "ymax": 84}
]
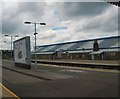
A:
[{"xmin": 93, "ymin": 40, "xmax": 99, "ymax": 51}]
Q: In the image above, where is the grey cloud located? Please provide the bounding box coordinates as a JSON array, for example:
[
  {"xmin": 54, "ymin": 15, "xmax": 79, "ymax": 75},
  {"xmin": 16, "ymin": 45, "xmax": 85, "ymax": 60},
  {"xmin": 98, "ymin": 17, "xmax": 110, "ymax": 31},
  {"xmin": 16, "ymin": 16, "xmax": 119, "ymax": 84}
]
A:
[
  {"xmin": 39, "ymin": 33, "xmax": 57, "ymax": 40},
  {"xmin": 58, "ymin": 2, "xmax": 111, "ymax": 19},
  {"xmin": 0, "ymin": 14, "xmax": 1, "ymax": 34},
  {"xmin": 18, "ymin": 2, "xmax": 46, "ymax": 18},
  {"xmin": 118, "ymin": 8, "xmax": 120, "ymax": 33},
  {"xmin": 77, "ymin": 11, "xmax": 118, "ymax": 33},
  {"xmin": 81, "ymin": 21, "xmax": 101, "ymax": 31},
  {"xmin": 2, "ymin": 17, "xmax": 22, "ymax": 34},
  {"xmin": 103, "ymin": 17, "xmax": 118, "ymax": 33},
  {"xmin": 1, "ymin": 2, "xmax": 118, "ymax": 48},
  {"xmin": 2, "ymin": 2, "xmax": 46, "ymax": 35},
  {"xmin": 56, "ymin": 37, "xmax": 71, "ymax": 43}
]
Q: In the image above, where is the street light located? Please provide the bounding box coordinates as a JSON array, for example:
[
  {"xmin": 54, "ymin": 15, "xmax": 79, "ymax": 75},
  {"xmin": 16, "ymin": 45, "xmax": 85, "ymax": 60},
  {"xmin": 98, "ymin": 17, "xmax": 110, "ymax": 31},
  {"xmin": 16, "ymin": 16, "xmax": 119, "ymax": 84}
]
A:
[
  {"xmin": 4, "ymin": 34, "xmax": 19, "ymax": 60},
  {"xmin": 24, "ymin": 21, "xmax": 46, "ymax": 69}
]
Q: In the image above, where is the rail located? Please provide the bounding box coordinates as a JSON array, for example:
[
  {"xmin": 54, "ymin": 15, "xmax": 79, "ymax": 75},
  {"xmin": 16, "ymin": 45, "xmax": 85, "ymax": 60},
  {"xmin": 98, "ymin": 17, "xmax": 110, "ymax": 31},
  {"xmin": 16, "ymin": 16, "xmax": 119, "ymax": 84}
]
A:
[{"xmin": 31, "ymin": 60, "xmax": 119, "ymax": 70}]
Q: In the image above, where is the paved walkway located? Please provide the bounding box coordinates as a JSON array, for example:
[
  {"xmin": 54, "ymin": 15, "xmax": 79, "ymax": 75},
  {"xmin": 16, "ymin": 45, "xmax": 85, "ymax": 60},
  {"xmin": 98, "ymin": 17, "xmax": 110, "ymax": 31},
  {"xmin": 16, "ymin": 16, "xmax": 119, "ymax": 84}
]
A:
[
  {"xmin": 2, "ymin": 60, "xmax": 119, "ymax": 82},
  {"xmin": 2, "ymin": 60, "xmax": 119, "ymax": 97},
  {"xmin": 2, "ymin": 60, "xmax": 72, "ymax": 80}
]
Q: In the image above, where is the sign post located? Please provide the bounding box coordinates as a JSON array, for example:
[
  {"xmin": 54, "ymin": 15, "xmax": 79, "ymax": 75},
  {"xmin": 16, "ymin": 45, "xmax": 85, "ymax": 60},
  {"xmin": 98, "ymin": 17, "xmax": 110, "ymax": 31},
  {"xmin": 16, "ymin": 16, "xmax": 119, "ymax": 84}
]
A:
[{"xmin": 13, "ymin": 36, "xmax": 31, "ymax": 69}]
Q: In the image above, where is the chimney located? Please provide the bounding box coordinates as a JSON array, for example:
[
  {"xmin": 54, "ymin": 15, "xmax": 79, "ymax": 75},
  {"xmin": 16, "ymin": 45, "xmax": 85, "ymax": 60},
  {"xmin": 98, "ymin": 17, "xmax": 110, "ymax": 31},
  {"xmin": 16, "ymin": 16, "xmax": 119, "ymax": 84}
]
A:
[{"xmin": 93, "ymin": 40, "xmax": 99, "ymax": 51}]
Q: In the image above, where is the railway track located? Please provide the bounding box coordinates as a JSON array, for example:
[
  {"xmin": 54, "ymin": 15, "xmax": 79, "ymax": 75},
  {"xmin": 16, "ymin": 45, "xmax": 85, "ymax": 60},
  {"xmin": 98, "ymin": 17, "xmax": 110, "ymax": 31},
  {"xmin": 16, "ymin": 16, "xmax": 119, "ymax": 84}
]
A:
[{"xmin": 32, "ymin": 60, "xmax": 119, "ymax": 70}]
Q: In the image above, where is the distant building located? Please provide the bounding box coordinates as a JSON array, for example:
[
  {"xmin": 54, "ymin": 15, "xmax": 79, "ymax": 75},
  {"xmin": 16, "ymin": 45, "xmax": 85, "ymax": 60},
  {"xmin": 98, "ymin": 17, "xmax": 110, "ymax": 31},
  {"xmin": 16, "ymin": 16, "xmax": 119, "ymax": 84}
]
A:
[
  {"xmin": 32, "ymin": 36, "xmax": 119, "ymax": 60},
  {"xmin": 2, "ymin": 50, "xmax": 13, "ymax": 60}
]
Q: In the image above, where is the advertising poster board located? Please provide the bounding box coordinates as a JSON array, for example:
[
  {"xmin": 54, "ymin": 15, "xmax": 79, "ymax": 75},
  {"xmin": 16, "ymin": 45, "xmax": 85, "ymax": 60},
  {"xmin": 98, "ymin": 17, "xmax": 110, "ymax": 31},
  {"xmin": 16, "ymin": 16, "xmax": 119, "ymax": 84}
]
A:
[{"xmin": 13, "ymin": 36, "xmax": 31, "ymax": 69}]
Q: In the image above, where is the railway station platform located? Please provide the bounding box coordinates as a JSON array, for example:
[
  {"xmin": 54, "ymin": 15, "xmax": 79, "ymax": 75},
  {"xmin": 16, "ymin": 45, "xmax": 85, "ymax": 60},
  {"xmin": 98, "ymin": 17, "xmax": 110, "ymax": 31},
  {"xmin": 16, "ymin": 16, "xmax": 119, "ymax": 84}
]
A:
[
  {"xmin": 34, "ymin": 59, "xmax": 119, "ymax": 65},
  {"xmin": 32, "ymin": 59, "xmax": 119, "ymax": 70},
  {"xmin": 1, "ymin": 60, "xmax": 119, "ymax": 97},
  {"xmin": 0, "ymin": 83, "xmax": 20, "ymax": 98},
  {"xmin": 2, "ymin": 60, "xmax": 119, "ymax": 83}
]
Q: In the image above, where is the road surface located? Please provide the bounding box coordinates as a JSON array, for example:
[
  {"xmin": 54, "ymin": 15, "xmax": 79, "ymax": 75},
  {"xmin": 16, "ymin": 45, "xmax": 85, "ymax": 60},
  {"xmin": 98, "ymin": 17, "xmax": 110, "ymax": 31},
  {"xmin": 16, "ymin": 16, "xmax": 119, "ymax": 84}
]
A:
[{"xmin": 2, "ymin": 60, "xmax": 119, "ymax": 98}]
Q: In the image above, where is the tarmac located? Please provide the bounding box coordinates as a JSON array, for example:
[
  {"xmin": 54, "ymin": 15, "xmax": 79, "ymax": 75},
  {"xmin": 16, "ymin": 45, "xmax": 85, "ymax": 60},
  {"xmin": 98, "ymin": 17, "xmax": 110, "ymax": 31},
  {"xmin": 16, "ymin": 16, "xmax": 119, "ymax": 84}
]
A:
[
  {"xmin": 2, "ymin": 60, "xmax": 73, "ymax": 80},
  {"xmin": 2, "ymin": 59, "xmax": 119, "ymax": 81},
  {"xmin": 1, "ymin": 60, "xmax": 119, "ymax": 97}
]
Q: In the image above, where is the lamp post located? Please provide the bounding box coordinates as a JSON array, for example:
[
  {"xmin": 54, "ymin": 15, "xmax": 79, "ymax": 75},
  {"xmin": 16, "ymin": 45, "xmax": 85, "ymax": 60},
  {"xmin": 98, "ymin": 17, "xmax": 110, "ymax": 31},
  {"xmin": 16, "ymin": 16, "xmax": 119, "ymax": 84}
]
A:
[
  {"xmin": 4, "ymin": 34, "xmax": 19, "ymax": 60},
  {"xmin": 24, "ymin": 21, "xmax": 46, "ymax": 69}
]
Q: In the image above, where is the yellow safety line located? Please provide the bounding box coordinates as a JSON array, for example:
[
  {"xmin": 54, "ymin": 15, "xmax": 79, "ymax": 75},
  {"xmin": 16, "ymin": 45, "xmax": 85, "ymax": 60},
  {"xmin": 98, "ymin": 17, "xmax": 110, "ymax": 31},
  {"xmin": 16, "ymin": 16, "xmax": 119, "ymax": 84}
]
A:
[{"xmin": 0, "ymin": 83, "xmax": 20, "ymax": 99}]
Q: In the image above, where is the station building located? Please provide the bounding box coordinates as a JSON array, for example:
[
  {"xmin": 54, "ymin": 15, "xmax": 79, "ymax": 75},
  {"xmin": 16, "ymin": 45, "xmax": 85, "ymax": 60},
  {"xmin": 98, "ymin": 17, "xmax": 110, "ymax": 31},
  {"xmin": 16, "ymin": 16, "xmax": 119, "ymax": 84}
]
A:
[{"xmin": 32, "ymin": 36, "xmax": 119, "ymax": 60}]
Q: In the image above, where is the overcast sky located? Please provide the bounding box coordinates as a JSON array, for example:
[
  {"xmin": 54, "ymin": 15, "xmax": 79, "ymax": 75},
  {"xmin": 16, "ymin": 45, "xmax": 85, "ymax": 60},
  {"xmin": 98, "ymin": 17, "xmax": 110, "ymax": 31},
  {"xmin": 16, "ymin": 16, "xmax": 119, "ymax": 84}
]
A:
[{"xmin": 1, "ymin": 0, "xmax": 118, "ymax": 50}]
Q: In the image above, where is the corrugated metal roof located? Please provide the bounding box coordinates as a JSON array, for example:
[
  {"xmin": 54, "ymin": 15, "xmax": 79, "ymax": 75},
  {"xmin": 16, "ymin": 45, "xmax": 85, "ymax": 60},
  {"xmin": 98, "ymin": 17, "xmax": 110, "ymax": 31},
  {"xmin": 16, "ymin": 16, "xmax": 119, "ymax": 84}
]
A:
[{"xmin": 35, "ymin": 36, "xmax": 119, "ymax": 53}]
